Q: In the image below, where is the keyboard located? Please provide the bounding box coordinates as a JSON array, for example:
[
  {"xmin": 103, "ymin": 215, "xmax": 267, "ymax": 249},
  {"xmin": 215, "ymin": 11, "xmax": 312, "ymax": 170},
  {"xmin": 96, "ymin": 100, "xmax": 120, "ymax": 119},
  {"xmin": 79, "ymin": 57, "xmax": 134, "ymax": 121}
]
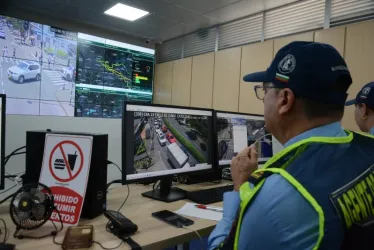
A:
[{"xmin": 186, "ymin": 185, "xmax": 234, "ymax": 205}]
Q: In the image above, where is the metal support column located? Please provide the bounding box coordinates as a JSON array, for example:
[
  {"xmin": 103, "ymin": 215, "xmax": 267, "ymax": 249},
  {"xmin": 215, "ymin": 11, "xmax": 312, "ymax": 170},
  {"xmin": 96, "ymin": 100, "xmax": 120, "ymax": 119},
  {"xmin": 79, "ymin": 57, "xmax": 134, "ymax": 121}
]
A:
[
  {"xmin": 261, "ymin": 12, "xmax": 265, "ymax": 42},
  {"xmin": 214, "ymin": 26, "xmax": 219, "ymax": 52},
  {"xmin": 324, "ymin": 0, "xmax": 332, "ymax": 29}
]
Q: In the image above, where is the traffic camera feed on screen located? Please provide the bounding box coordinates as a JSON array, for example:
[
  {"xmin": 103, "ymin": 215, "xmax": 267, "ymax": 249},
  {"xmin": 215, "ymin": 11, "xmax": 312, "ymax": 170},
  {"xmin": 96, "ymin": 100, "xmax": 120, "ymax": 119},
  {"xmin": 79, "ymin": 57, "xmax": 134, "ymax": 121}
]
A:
[
  {"xmin": 0, "ymin": 15, "xmax": 78, "ymax": 116},
  {"xmin": 0, "ymin": 15, "xmax": 155, "ymax": 117},
  {"xmin": 216, "ymin": 112, "xmax": 273, "ymax": 166},
  {"xmin": 124, "ymin": 105, "xmax": 214, "ymax": 181}
]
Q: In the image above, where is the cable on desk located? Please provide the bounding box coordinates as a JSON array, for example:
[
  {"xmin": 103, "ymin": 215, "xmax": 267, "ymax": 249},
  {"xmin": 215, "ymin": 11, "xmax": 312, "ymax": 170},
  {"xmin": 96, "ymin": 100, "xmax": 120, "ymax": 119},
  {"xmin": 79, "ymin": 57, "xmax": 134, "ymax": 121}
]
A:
[
  {"xmin": 117, "ymin": 185, "xmax": 130, "ymax": 212},
  {"xmin": 182, "ymin": 226, "xmax": 204, "ymax": 250},
  {"xmin": 0, "ymin": 218, "xmax": 7, "ymax": 244},
  {"xmin": 52, "ymin": 209, "xmax": 64, "ymax": 246},
  {"xmin": 106, "ymin": 161, "xmax": 122, "ymax": 191},
  {"xmin": 107, "ymin": 179, "xmax": 122, "ymax": 191},
  {"xmin": 4, "ymin": 146, "xmax": 26, "ymax": 166},
  {"xmin": 93, "ymin": 240, "xmax": 123, "ymax": 250},
  {"xmin": 0, "ymin": 182, "xmax": 20, "ymax": 198},
  {"xmin": 107, "ymin": 160, "xmax": 122, "ymax": 173}
]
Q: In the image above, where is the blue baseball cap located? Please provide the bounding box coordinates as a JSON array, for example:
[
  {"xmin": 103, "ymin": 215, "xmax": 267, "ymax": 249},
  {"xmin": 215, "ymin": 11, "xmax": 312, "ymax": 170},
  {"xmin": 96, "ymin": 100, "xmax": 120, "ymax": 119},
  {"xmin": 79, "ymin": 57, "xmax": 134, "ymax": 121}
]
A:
[
  {"xmin": 345, "ymin": 82, "xmax": 374, "ymax": 109},
  {"xmin": 243, "ymin": 41, "xmax": 352, "ymax": 105}
]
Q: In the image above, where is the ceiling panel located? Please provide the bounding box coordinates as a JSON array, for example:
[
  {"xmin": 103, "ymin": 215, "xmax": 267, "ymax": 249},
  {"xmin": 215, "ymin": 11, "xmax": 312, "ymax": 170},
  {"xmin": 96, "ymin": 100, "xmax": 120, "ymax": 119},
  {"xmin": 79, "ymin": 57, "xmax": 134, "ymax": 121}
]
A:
[
  {"xmin": 4, "ymin": 0, "xmax": 303, "ymax": 43},
  {"xmin": 114, "ymin": 0, "xmax": 177, "ymax": 12},
  {"xmin": 206, "ymin": 0, "xmax": 299, "ymax": 24},
  {"xmin": 176, "ymin": 0, "xmax": 242, "ymax": 14},
  {"xmin": 136, "ymin": 13, "xmax": 180, "ymax": 29},
  {"xmin": 158, "ymin": 23, "xmax": 192, "ymax": 40},
  {"xmin": 157, "ymin": 4, "xmax": 219, "ymax": 27},
  {"xmin": 71, "ymin": 0, "xmax": 178, "ymax": 13}
]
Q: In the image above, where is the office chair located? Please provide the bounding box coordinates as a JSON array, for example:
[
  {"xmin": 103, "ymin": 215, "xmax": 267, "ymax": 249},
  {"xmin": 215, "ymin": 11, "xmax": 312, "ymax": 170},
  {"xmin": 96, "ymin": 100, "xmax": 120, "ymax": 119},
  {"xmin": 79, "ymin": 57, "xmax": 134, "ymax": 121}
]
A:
[{"xmin": 341, "ymin": 216, "xmax": 374, "ymax": 250}]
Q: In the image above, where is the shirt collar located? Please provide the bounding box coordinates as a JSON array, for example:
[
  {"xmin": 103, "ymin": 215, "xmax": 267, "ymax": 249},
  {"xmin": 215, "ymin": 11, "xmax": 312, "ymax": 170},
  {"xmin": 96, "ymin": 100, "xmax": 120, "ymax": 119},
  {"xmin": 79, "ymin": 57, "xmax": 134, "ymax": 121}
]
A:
[
  {"xmin": 284, "ymin": 122, "xmax": 346, "ymax": 148},
  {"xmin": 370, "ymin": 127, "xmax": 374, "ymax": 135}
]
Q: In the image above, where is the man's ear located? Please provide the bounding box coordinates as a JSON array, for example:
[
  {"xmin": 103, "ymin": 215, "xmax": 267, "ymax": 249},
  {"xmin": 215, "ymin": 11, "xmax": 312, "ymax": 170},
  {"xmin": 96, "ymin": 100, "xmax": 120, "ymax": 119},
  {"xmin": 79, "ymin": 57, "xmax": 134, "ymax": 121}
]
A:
[
  {"xmin": 277, "ymin": 89, "xmax": 295, "ymax": 115},
  {"xmin": 363, "ymin": 104, "xmax": 370, "ymax": 117}
]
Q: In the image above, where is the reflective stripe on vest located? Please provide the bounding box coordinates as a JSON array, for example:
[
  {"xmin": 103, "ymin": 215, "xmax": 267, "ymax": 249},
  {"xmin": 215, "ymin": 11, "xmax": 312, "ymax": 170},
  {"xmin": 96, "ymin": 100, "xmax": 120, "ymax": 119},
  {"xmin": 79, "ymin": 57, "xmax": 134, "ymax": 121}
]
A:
[{"xmin": 233, "ymin": 131, "xmax": 354, "ymax": 250}]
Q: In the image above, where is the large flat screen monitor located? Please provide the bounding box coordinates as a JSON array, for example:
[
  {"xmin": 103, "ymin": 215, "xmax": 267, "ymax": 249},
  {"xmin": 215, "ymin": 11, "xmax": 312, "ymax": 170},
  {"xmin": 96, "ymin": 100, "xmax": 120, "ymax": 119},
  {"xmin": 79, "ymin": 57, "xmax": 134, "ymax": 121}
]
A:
[
  {"xmin": 0, "ymin": 95, "xmax": 5, "ymax": 189},
  {"xmin": 122, "ymin": 103, "xmax": 214, "ymax": 202},
  {"xmin": 0, "ymin": 15, "xmax": 154, "ymax": 118},
  {"xmin": 215, "ymin": 111, "xmax": 273, "ymax": 167}
]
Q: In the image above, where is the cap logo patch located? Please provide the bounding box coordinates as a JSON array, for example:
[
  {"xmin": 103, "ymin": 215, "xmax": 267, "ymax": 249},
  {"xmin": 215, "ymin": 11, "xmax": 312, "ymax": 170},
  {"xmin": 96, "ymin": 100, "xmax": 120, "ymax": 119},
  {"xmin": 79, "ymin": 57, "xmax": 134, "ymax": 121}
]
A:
[
  {"xmin": 363, "ymin": 87, "xmax": 371, "ymax": 95},
  {"xmin": 278, "ymin": 54, "xmax": 296, "ymax": 74},
  {"xmin": 360, "ymin": 87, "xmax": 371, "ymax": 99}
]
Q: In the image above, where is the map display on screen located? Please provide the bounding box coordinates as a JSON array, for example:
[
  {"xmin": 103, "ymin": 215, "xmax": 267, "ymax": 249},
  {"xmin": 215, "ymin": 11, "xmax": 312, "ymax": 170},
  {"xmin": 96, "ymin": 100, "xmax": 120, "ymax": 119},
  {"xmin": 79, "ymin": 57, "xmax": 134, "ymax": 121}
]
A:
[
  {"xmin": 0, "ymin": 15, "xmax": 155, "ymax": 118},
  {"xmin": 75, "ymin": 34, "xmax": 154, "ymax": 118}
]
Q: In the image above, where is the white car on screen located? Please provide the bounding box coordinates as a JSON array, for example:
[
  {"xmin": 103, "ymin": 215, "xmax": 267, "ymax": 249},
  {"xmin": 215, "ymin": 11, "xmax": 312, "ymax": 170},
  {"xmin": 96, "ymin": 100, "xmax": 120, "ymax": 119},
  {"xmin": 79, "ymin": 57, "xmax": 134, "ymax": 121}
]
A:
[
  {"xmin": 157, "ymin": 132, "xmax": 167, "ymax": 146},
  {"xmin": 8, "ymin": 61, "xmax": 41, "ymax": 83},
  {"xmin": 155, "ymin": 128, "xmax": 161, "ymax": 134},
  {"xmin": 62, "ymin": 66, "xmax": 75, "ymax": 81}
]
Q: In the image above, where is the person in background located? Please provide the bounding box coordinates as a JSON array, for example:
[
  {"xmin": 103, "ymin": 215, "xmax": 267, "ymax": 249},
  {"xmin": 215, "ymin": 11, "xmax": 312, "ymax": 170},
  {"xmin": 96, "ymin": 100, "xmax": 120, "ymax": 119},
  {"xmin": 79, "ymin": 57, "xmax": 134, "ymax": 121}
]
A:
[
  {"xmin": 345, "ymin": 82, "xmax": 374, "ymax": 135},
  {"xmin": 2, "ymin": 46, "xmax": 7, "ymax": 57},
  {"xmin": 208, "ymin": 41, "xmax": 374, "ymax": 250},
  {"xmin": 48, "ymin": 54, "xmax": 52, "ymax": 69}
]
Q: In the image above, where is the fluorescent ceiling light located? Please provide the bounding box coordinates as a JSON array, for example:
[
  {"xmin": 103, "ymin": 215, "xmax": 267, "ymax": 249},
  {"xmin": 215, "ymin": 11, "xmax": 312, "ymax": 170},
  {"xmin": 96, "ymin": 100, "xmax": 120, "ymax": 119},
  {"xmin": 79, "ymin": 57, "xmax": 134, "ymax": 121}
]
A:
[{"xmin": 104, "ymin": 3, "xmax": 149, "ymax": 21}]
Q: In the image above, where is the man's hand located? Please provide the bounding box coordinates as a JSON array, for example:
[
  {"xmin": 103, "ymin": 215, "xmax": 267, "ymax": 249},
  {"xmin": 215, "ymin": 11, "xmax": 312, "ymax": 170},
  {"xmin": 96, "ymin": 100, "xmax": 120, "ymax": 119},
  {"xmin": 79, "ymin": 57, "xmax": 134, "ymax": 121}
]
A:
[{"xmin": 231, "ymin": 145, "xmax": 258, "ymax": 191}]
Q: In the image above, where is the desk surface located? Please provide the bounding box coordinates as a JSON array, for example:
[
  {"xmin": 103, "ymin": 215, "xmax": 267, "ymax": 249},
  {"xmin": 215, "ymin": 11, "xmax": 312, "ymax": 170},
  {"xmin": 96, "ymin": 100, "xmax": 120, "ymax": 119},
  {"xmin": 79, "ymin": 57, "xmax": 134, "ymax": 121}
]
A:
[{"xmin": 0, "ymin": 182, "xmax": 228, "ymax": 250}]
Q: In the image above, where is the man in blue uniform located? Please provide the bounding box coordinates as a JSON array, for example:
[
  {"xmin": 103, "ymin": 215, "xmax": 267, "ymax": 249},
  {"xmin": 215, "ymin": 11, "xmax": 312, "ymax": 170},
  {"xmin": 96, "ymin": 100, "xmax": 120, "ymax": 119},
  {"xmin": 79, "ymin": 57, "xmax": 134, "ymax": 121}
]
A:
[
  {"xmin": 345, "ymin": 82, "xmax": 374, "ymax": 135},
  {"xmin": 208, "ymin": 41, "xmax": 374, "ymax": 250}
]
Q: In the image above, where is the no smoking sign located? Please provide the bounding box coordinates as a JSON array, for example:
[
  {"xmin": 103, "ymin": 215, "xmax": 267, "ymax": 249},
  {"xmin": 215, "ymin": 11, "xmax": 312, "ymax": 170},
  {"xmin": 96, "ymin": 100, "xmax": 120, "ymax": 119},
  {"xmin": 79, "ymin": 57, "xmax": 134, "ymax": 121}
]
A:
[{"xmin": 49, "ymin": 140, "xmax": 84, "ymax": 182}]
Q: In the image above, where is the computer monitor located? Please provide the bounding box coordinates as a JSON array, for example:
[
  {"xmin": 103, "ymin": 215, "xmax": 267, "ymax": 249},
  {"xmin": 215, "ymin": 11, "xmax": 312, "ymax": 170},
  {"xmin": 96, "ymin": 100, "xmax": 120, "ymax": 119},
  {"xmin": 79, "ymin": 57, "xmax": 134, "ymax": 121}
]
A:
[
  {"xmin": 122, "ymin": 103, "xmax": 214, "ymax": 202},
  {"xmin": 214, "ymin": 111, "xmax": 273, "ymax": 167},
  {"xmin": 0, "ymin": 95, "xmax": 5, "ymax": 190}
]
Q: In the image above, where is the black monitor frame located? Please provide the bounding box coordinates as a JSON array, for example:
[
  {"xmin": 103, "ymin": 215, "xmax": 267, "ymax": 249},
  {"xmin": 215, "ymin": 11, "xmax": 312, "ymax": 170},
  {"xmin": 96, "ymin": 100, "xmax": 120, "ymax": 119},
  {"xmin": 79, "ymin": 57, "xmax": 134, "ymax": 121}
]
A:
[
  {"xmin": 213, "ymin": 110, "xmax": 271, "ymax": 169},
  {"xmin": 0, "ymin": 95, "xmax": 5, "ymax": 190},
  {"xmin": 122, "ymin": 102, "xmax": 214, "ymax": 202}
]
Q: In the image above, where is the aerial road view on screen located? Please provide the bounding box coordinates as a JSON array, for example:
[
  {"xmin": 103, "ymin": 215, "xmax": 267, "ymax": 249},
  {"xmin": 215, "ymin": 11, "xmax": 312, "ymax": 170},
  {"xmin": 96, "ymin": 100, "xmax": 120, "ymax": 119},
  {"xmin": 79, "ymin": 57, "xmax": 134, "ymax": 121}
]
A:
[
  {"xmin": 216, "ymin": 115, "xmax": 270, "ymax": 162},
  {"xmin": 132, "ymin": 112, "xmax": 209, "ymax": 174},
  {"xmin": 0, "ymin": 15, "xmax": 77, "ymax": 116}
]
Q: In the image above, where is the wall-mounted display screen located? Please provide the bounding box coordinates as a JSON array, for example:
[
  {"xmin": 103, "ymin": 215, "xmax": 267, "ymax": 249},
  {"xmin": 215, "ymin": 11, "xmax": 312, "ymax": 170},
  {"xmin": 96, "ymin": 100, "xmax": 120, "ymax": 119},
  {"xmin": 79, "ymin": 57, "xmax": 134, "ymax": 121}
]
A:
[{"xmin": 0, "ymin": 15, "xmax": 155, "ymax": 118}]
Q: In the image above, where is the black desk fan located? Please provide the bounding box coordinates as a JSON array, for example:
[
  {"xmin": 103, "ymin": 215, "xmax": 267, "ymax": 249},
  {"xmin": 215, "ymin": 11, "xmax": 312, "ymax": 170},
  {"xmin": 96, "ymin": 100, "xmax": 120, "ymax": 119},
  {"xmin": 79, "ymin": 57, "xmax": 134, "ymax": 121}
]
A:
[{"xmin": 9, "ymin": 183, "xmax": 63, "ymax": 239}]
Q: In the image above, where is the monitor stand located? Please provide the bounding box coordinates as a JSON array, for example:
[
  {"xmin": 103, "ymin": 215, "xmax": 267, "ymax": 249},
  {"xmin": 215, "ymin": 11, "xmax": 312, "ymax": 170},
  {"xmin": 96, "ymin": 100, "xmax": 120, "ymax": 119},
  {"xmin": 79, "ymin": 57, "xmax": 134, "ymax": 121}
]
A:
[{"xmin": 142, "ymin": 178, "xmax": 186, "ymax": 202}]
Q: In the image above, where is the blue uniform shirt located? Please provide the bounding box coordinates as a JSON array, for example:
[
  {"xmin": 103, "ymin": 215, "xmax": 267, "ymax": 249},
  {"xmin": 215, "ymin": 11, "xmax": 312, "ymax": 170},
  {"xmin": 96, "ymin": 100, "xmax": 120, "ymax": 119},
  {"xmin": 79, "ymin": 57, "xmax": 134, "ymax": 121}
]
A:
[
  {"xmin": 208, "ymin": 122, "xmax": 347, "ymax": 250},
  {"xmin": 370, "ymin": 127, "xmax": 374, "ymax": 135}
]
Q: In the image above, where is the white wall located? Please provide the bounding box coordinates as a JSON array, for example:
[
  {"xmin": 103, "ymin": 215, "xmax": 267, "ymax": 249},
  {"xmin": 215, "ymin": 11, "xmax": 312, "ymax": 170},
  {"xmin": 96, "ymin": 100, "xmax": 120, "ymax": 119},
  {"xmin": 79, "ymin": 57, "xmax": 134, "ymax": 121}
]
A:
[{"xmin": 4, "ymin": 115, "xmax": 122, "ymax": 192}]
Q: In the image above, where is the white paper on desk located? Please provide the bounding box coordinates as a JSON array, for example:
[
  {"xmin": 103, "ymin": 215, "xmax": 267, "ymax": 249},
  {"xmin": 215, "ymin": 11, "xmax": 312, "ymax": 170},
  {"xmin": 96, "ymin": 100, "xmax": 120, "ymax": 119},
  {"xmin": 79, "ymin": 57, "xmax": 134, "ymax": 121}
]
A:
[{"xmin": 175, "ymin": 202, "xmax": 223, "ymax": 222}]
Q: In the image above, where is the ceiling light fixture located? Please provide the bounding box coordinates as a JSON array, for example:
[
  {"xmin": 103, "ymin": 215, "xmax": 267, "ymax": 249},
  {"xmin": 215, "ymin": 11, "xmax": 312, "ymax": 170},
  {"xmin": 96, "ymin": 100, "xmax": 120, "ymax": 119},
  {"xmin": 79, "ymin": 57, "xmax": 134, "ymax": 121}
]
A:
[{"xmin": 104, "ymin": 3, "xmax": 149, "ymax": 21}]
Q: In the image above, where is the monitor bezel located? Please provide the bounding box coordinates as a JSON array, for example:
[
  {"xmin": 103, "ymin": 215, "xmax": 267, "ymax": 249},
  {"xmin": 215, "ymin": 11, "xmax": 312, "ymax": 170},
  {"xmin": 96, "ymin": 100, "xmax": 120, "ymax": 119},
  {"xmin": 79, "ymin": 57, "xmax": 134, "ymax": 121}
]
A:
[
  {"xmin": 213, "ymin": 110, "xmax": 270, "ymax": 169},
  {"xmin": 122, "ymin": 102, "xmax": 215, "ymax": 185},
  {"xmin": 0, "ymin": 95, "xmax": 5, "ymax": 190}
]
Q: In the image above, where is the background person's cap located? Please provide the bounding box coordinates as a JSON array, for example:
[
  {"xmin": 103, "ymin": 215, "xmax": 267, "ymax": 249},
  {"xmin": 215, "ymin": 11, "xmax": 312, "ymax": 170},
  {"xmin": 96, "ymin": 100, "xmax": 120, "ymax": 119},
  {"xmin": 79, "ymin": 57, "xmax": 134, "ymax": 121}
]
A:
[
  {"xmin": 345, "ymin": 82, "xmax": 374, "ymax": 109},
  {"xmin": 243, "ymin": 41, "xmax": 352, "ymax": 105}
]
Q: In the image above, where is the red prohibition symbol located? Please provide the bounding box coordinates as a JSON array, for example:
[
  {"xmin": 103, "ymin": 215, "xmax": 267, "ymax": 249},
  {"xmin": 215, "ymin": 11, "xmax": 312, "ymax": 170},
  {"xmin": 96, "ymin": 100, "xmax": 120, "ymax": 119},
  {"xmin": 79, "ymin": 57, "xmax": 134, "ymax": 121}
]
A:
[{"xmin": 49, "ymin": 140, "xmax": 84, "ymax": 182}]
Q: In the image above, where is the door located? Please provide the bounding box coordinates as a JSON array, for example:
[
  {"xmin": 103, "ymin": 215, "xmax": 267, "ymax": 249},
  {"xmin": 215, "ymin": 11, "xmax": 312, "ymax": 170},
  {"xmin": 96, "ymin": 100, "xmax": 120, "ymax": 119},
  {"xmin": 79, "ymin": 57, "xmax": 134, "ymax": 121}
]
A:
[
  {"xmin": 25, "ymin": 66, "xmax": 33, "ymax": 79},
  {"xmin": 29, "ymin": 65, "xmax": 38, "ymax": 79}
]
